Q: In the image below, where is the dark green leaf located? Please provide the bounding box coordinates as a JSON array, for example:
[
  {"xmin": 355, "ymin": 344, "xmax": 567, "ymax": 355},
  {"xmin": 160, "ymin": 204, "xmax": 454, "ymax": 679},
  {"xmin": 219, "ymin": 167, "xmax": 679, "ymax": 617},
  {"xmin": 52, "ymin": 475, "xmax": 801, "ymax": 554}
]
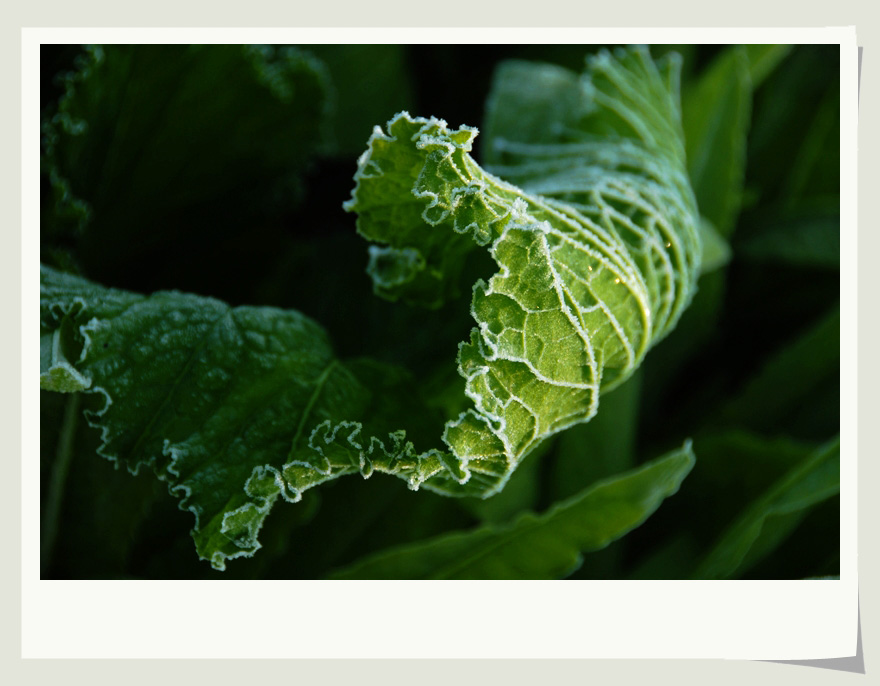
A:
[
  {"xmin": 682, "ymin": 46, "xmax": 751, "ymax": 236},
  {"xmin": 738, "ymin": 209, "xmax": 839, "ymax": 268},
  {"xmin": 40, "ymin": 265, "xmax": 455, "ymax": 570},
  {"xmin": 41, "ymin": 391, "xmax": 165, "ymax": 578},
  {"xmin": 719, "ymin": 305, "xmax": 839, "ymax": 432},
  {"xmin": 42, "ymin": 44, "xmax": 332, "ymax": 292},
  {"xmin": 331, "ymin": 442, "xmax": 695, "ymax": 579},
  {"xmin": 696, "ymin": 436, "xmax": 839, "ymax": 579},
  {"xmin": 550, "ymin": 370, "xmax": 642, "ymax": 502},
  {"xmin": 780, "ymin": 80, "xmax": 841, "ymax": 204},
  {"xmin": 746, "ymin": 45, "xmax": 839, "ymax": 205},
  {"xmin": 742, "ymin": 44, "xmax": 793, "ymax": 88},
  {"xmin": 303, "ymin": 44, "xmax": 415, "ymax": 156}
]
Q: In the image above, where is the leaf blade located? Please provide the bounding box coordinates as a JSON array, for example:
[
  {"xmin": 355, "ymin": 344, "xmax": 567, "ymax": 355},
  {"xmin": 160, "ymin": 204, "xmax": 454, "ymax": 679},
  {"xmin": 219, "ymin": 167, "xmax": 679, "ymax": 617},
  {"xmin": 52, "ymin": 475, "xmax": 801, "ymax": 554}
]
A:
[
  {"xmin": 331, "ymin": 442, "xmax": 696, "ymax": 579},
  {"xmin": 695, "ymin": 436, "xmax": 840, "ymax": 579},
  {"xmin": 39, "ymin": 265, "xmax": 459, "ymax": 570},
  {"xmin": 682, "ymin": 46, "xmax": 752, "ymax": 237}
]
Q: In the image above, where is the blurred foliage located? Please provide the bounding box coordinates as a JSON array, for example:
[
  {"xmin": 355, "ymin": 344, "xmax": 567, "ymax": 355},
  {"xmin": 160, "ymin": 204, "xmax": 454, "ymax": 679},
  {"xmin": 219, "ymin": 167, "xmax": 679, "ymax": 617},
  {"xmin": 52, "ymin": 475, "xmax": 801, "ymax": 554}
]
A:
[{"xmin": 40, "ymin": 44, "xmax": 840, "ymax": 579}]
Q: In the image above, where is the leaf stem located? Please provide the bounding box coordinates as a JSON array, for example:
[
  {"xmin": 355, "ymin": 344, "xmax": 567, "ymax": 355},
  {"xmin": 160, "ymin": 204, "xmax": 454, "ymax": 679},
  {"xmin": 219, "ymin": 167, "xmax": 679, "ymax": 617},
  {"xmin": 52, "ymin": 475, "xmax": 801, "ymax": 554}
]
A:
[{"xmin": 41, "ymin": 392, "xmax": 79, "ymax": 575}]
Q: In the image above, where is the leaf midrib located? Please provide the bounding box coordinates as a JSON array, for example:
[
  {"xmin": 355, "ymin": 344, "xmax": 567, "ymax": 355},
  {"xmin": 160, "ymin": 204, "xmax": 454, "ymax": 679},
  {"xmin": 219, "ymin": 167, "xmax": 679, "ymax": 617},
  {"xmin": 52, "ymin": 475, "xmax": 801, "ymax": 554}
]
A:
[{"xmin": 118, "ymin": 307, "xmax": 233, "ymax": 469}]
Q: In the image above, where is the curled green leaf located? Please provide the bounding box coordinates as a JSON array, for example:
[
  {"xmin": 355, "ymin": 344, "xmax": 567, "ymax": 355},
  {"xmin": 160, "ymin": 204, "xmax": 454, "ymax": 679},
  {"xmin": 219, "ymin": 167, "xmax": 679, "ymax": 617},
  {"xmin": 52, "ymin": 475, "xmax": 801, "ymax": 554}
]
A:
[{"xmin": 346, "ymin": 46, "xmax": 701, "ymax": 496}]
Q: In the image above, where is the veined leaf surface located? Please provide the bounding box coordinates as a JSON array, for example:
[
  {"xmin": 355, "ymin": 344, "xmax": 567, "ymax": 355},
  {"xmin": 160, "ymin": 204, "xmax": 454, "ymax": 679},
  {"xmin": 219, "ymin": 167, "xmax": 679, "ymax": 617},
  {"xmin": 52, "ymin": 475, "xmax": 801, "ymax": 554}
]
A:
[
  {"xmin": 40, "ymin": 266, "xmax": 459, "ymax": 570},
  {"xmin": 347, "ymin": 46, "xmax": 701, "ymax": 496}
]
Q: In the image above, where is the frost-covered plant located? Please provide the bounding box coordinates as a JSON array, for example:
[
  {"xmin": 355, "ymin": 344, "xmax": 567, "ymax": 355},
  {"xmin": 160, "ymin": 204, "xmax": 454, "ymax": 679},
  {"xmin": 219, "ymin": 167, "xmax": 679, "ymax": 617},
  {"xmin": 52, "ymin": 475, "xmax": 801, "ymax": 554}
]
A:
[{"xmin": 39, "ymin": 44, "xmax": 840, "ymax": 580}]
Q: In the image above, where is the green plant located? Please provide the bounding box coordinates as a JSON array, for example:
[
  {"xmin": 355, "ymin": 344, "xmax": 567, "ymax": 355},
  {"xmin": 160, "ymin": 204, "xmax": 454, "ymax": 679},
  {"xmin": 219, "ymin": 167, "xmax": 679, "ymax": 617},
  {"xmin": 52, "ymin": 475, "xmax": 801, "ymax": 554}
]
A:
[{"xmin": 39, "ymin": 43, "xmax": 840, "ymax": 580}]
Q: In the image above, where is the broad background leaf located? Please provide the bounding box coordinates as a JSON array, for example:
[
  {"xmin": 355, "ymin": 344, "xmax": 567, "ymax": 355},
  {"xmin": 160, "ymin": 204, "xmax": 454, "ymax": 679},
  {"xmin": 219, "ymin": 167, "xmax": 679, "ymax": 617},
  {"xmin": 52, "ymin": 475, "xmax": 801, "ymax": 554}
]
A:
[
  {"xmin": 42, "ymin": 44, "xmax": 332, "ymax": 299},
  {"xmin": 332, "ymin": 442, "xmax": 695, "ymax": 579},
  {"xmin": 695, "ymin": 436, "xmax": 839, "ymax": 579}
]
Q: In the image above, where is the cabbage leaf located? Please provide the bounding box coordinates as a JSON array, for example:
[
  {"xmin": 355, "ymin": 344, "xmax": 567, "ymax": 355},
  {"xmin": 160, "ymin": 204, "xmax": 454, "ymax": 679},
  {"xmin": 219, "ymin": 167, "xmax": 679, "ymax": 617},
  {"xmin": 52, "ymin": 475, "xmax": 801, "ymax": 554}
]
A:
[{"xmin": 346, "ymin": 46, "xmax": 701, "ymax": 495}]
